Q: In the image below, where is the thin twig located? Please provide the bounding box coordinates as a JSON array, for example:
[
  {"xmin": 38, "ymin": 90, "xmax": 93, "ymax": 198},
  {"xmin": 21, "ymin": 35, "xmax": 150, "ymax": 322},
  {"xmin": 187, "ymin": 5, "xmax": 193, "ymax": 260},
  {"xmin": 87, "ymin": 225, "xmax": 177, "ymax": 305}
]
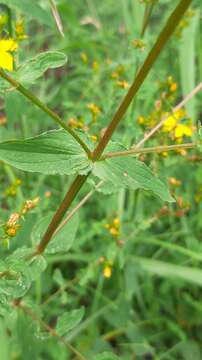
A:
[
  {"xmin": 102, "ymin": 142, "xmax": 196, "ymax": 160},
  {"xmin": 37, "ymin": 175, "xmax": 88, "ymax": 254},
  {"xmin": 133, "ymin": 82, "xmax": 202, "ymax": 149},
  {"xmin": 50, "ymin": 0, "xmax": 64, "ymax": 37},
  {"xmin": 54, "ymin": 181, "xmax": 103, "ymax": 237},
  {"xmin": 141, "ymin": 1, "xmax": 156, "ymax": 37}
]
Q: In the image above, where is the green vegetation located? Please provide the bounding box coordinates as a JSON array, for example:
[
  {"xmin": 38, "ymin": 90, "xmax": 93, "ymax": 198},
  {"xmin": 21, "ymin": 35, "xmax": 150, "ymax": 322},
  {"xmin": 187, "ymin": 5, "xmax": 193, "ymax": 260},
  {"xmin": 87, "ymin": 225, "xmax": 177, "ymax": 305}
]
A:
[{"xmin": 0, "ymin": 0, "xmax": 202, "ymax": 359}]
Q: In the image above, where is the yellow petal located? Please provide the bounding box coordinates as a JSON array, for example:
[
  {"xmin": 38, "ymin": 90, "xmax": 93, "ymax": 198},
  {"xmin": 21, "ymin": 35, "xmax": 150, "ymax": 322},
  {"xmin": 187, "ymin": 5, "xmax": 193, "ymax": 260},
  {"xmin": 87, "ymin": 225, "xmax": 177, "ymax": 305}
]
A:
[
  {"xmin": 0, "ymin": 50, "xmax": 13, "ymax": 71},
  {"xmin": 0, "ymin": 39, "xmax": 18, "ymax": 52}
]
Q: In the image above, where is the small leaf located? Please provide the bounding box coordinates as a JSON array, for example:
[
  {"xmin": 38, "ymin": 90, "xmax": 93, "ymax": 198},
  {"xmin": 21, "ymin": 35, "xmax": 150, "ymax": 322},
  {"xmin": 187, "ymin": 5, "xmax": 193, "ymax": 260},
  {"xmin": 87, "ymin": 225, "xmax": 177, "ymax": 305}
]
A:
[
  {"xmin": 93, "ymin": 143, "xmax": 174, "ymax": 202},
  {"xmin": 32, "ymin": 212, "xmax": 79, "ymax": 254},
  {"xmin": 0, "ymin": 129, "xmax": 91, "ymax": 175},
  {"xmin": 0, "ymin": 248, "xmax": 46, "ymax": 300},
  {"xmin": 16, "ymin": 51, "xmax": 67, "ymax": 84},
  {"xmin": 56, "ymin": 307, "xmax": 85, "ymax": 336}
]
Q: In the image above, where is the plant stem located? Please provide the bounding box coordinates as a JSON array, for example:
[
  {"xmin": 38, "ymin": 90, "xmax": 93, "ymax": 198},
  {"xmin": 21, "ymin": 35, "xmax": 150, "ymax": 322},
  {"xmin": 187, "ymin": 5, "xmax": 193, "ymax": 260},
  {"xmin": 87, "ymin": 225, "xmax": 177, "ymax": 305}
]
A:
[
  {"xmin": 92, "ymin": 0, "xmax": 192, "ymax": 161},
  {"xmin": 15, "ymin": 302, "xmax": 86, "ymax": 360},
  {"xmin": 141, "ymin": 1, "xmax": 156, "ymax": 37},
  {"xmin": 36, "ymin": 174, "xmax": 88, "ymax": 254},
  {"xmin": 133, "ymin": 82, "xmax": 202, "ymax": 149},
  {"xmin": 53, "ymin": 180, "xmax": 103, "ymax": 237},
  {"xmin": 36, "ymin": 0, "xmax": 193, "ymax": 254},
  {"xmin": 0, "ymin": 69, "xmax": 91, "ymax": 156},
  {"xmin": 101, "ymin": 142, "xmax": 196, "ymax": 160}
]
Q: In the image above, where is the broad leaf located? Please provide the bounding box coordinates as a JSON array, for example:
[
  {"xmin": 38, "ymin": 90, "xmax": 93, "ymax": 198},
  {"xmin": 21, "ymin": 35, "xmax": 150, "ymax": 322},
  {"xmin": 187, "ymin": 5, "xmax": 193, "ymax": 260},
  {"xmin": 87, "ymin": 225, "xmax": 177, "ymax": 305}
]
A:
[
  {"xmin": 93, "ymin": 143, "xmax": 174, "ymax": 202},
  {"xmin": 32, "ymin": 212, "xmax": 79, "ymax": 254},
  {"xmin": 16, "ymin": 51, "xmax": 67, "ymax": 84},
  {"xmin": 0, "ymin": 129, "xmax": 91, "ymax": 175},
  {"xmin": 0, "ymin": 0, "xmax": 53, "ymax": 26},
  {"xmin": 56, "ymin": 307, "xmax": 85, "ymax": 336}
]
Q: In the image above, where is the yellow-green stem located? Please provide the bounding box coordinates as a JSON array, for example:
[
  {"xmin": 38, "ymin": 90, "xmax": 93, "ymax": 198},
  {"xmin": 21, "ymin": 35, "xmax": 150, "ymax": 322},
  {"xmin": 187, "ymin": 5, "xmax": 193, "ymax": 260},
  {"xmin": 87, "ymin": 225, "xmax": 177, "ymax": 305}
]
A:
[{"xmin": 101, "ymin": 142, "xmax": 196, "ymax": 160}]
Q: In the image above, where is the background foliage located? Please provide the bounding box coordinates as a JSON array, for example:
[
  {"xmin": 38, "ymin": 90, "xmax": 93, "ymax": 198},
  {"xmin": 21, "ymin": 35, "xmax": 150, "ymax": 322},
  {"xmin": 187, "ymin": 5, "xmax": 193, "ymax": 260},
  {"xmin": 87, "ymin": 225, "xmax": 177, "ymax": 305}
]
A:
[{"xmin": 0, "ymin": 0, "xmax": 202, "ymax": 359}]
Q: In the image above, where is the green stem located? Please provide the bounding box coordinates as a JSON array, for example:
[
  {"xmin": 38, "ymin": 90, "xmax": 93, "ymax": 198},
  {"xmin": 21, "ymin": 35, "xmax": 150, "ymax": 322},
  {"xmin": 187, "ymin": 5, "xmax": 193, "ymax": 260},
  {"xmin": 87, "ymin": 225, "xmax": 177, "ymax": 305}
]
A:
[
  {"xmin": 92, "ymin": 0, "xmax": 192, "ymax": 161},
  {"xmin": 101, "ymin": 142, "xmax": 196, "ymax": 160},
  {"xmin": 36, "ymin": 174, "xmax": 88, "ymax": 254},
  {"xmin": 0, "ymin": 69, "xmax": 91, "ymax": 156},
  {"xmin": 141, "ymin": 1, "xmax": 156, "ymax": 37},
  {"xmin": 36, "ymin": 0, "xmax": 193, "ymax": 254}
]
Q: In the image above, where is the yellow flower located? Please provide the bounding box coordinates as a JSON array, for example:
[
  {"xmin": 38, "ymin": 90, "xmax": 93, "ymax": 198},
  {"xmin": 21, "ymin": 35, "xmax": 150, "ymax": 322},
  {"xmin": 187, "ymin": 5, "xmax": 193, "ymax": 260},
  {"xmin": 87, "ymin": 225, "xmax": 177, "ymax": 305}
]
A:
[
  {"xmin": 163, "ymin": 115, "xmax": 177, "ymax": 132},
  {"xmin": 89, "ymin": 134, "xmax": 97, "ymax": 143},
  {"xmin": 0, "ymin": 38, "xmax": 18, "ymax": 71},
  {"xmin": 137, "ymin": 115, "xmax": 145, "ymax": 125},
  {"xmin": 163, "ymin": 109, "xmax": 186, "ymax": 132},
  {"xmin": 87, "ymin": 103, "xmax": 101, "ymax": 122},
  {"xmin": 117, "ymin": 80, "xmax": 129, "ymax": 89},
  {"xmin": 170, "ymin": 82, "xmax": 177, "ymax": 92},
  {"xmin": 132, "ymin": 39, "xmax": 146, "ymax": 50},
  {"xmin": 113, "ymin": 217, "xmax": 120, "ymax": 226},
  {"xmin": 109, "ymin": 227, "xmax": 119, "ymax": 236},
  {"xmin": 103, "ymin": 265, "xmax": 112, "ymax": 279},
  {"xmin": 174, "ymin": 124, "xmax": 192, "ymax": 139}
]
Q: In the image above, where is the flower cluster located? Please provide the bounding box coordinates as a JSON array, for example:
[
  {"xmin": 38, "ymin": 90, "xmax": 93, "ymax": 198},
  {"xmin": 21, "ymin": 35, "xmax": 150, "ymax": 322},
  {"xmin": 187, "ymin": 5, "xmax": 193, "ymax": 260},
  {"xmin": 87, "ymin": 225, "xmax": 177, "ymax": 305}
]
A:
[
  {"xmin": 0, "ymin": 14, "xmax": 28, "ymax": 71},
  {"xmin": 2, "ymin": 197, "xmax": 40, "ymax": 247},
  {"xmin": 162, "ymin": 109, "xmax": 193, "ymax": 143},
  {"xmin": 132, "ymin": 39, "xmax": 146, "ymax": 51},
  {"xmin": 104, "ymin": 217, "xmax": 120, "ymax": 237},
  {"xmin": 5, "ymin": 178, "xmax": 22, "ymax": 197},
  {"xmin": 87, "ymin": 103, "xmax": 101, "ymax": 122},
  {"xmin": 137, "ymin": 76, "xmax": 194, "ymax": 150},
  {"xmin": 67, "ymin": 117, "xmax": 85, "ymax": 130}
]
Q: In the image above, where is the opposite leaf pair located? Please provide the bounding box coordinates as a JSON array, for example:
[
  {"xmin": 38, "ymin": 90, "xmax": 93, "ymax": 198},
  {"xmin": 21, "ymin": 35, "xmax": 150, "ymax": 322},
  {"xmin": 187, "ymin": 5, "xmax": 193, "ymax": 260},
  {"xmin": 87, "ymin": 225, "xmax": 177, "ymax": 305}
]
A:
[{"xmin": 0, "ymin": 129, "xmax": 174, "ymax": 202}]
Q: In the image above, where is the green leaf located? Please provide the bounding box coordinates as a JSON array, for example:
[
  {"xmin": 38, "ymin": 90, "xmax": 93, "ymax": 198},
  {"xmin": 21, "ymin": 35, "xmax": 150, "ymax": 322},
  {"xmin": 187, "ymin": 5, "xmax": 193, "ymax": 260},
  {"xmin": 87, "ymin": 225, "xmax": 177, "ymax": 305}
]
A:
[
  {"xmin": 94, "ymin": 353, "xmax": 121, "ymax": 360},
  {"xmin": 56, "ymin": 307, "xmax": 85, "ymax": 336},
  {"xmin": 16, "ymin": 51, "xmax": 67, "ymax": 84},
  {"xmin": 0, "ymin": 0, "xmax": 53, "ymax": 26},
  {"xmin": 32, "ymin": 212, "xmax": 79, "ymax": 254},
  {"xmin": 93, "ymin": 143, "xmax": 174, "ymax": 202},
  {"xmin": 0, "ymin": 129, "xmax": 91, "ymax": 175},
  {"xmin": 0, "ymin": 248, "xmax": 47, "ymax": 300},
  {"xmin": 134, "ymin": 257, "xmax": 202, "ymax": 287}
]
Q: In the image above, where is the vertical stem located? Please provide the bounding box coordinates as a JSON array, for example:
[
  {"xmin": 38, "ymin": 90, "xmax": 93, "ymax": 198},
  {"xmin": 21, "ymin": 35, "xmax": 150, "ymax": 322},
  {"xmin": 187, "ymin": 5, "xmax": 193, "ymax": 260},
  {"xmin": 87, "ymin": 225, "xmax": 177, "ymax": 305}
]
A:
[
  {"xmin": 92, "ymin": 0, "xmax": 192, "ymax": 160},
  {"xmin": 36, "ymin": 174, "xmax": 88, "ymax": 254}
]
